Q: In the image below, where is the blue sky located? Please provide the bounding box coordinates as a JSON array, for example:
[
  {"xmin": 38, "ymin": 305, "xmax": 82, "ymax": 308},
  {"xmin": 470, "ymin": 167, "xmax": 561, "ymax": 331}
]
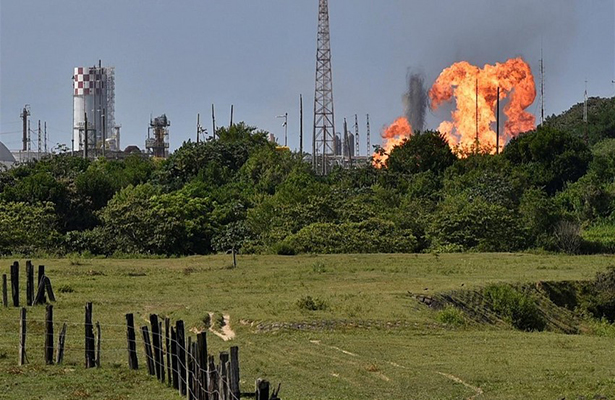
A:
[{"xmin": 1, "ymin": 0, "xmax": 614, "ymax": 155}]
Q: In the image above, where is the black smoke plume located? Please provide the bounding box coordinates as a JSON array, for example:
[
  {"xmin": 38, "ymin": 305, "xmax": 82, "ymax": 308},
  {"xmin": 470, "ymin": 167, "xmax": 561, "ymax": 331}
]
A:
[{"xmin": 403, "ymin": 70, "xmax": 428, "ymax": 133}]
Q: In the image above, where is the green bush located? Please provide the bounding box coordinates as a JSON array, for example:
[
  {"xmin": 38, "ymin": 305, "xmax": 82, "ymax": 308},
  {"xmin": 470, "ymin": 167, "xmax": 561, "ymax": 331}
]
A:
[
  {"xmin": 0, "ymin": 201, "xmax": 60, "ymax": 255},
  {"xmin": 437, "ymin": 306, "xmax": 466, "ymax": 327},
  {"xmin": 297, "ymin": 295, "xmax": 328, "ymax": 311},
  {"xmin": 428, "ymin": 196, "xmax": 527, "ymax": 252},
  {"xmin": 282, "ymin": 218, "xmax": 418, "ymax": 254},
  {"xmin": 483, "ymin": 284, "xmax": 545, "ymax": 331},
  {"xmin": 272, "ymin": 242, "xmax": 296, "ymax": 256},
  {"xmin": 581, "ymin": 223, "xmax": 615, "ymax": 254}
]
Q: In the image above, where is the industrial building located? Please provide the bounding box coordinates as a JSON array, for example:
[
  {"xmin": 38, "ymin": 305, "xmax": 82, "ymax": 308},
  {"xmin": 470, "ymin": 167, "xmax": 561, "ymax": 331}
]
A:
[
  {"xmin": 146, "ymin": 114, "xmax": 170, "ymax": 158},
  {"xmin": 72, "ymin": 61, "xmax": 120, "ymax": 154}
]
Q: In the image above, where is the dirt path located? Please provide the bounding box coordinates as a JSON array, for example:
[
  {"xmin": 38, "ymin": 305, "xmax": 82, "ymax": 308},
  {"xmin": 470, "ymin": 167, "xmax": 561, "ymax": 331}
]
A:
[
  {"xmin": 208, "ymin": 313, "xmax": 236, "ymax": 341},
  {"xmin": 436, "ymin": 372, "xmax": 484, "ymax": 400},
  {"xmin": 309, "ymin": 340, "xmax": 483, "ymax": 398}
]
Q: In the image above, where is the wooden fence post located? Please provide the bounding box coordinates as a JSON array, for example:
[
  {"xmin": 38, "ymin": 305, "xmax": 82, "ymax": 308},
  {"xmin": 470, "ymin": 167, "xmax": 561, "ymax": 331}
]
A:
[
  {"xmin": 219, "ymin": 352, "xmax": 229, "ymax": 400},
  {"xmin": 208, "ymin": 355, "xmax": 219, "ymax": 400},
  {"xmin": 187, "ymin": 337, "xmax": 194, "ymax": 400},
  {"xmin": 45, "ymin": 304, "xmax": 54, "ymax": 365},
  {"xmin": 95, "ymin": 322, "xmax": 101, "ymax": 367},
  {"xmin": 141, "ymin": 325, "xmax": 155, "ymax": 375},
  {"xmin": 126, "ymin": 313, "xmax": 138, "ymax": 370},
  {"xmin": 84, "ymin": 302, "xmax": 95, "ymax": 368},
  {"xmin": 19, "ymin": 307, "xmax": 26, "ymax": 365},
  {"xmin": 11, "ymin": 261, "xmax": 19, "ymax": 307},
  {"xmin": 197, "ymin": 332, "xmax": 208, "ymax": 400},
  {"xmin": 256, "ymin": 379, "xmax": 269, "ymax": 400},
  {"xmin": 2, "ymin": 274, "xmax": 7, "ymax": 307},
  {"xmin": 33, "ymin": 275, "xmax": 45, "ymax": 305},
  {"xmin": 45, "ymin": 277, "xmax": 56, "ymax": 302},
  {"xmin": 171, "ymin": 327, "xmax": 179, "ymax": 390},
  {"xmin": 26, "ymin": 261, "xmax": 34, "ymax": 306},
  {"xmin": 176, "ymin": 320, "xmax": 187, "ymax": 396},
  {"xmin": 159, "ymin": 320, "xmax": 165, "ymax": 383},
  {"xmin": 56, "ymin": 323, "xmax": 67, "ymax": 364},
  {"xmin": 229, "ymin": 346, "xmax": 240, "ymax": 400},
  {"xmin": 150, "ymin": 314, "xmax": 162, "ymax": 381},
  {"xmin": 165, "ymin": 317, "xmax": 171, "ymax": 387},
  {"xmin": 37, "ymin": 265, "xmax": 46, "ymax": 304}
]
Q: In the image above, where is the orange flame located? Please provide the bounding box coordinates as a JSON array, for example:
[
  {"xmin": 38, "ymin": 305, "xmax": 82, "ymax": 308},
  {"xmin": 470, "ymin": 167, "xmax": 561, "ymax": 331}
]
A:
[
  {"xmin": 429, "ymin": 58, "xmax": 536, "ymax": 154},
  {"xmin": 372, "ymin": 117, "xmax": 413, "ymax": 168}
]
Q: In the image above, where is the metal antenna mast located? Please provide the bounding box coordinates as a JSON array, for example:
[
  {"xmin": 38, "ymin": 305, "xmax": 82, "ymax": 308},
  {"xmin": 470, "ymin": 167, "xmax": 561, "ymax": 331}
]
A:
[
  {"xmin": 540, "ymin": 46, "xmax": 545, "ymax": 125},
  {"xmin": 366, "ymin": 114, "xmax": 371, "ymax": 155},
  {"xmin": 584, "ymin": 80, "xmax": 589, "ymax": 144},
  {"xmin": 38, "ymin": 120, "xmax": 42, "ymax": 159},
  {"xmin": 313, "ymin": 0, "xmax": 336, "ymax": 174},
  {"xmin": 354, "ymin": 114, "xmax": 359, "ymax": 156}
]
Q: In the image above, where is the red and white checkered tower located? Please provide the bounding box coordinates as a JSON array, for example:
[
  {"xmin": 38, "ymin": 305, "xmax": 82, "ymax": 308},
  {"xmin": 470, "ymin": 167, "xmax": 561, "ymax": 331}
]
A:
[{"xmin": 73, "ymin": 62, "xmax": 119, "ymax": 153}]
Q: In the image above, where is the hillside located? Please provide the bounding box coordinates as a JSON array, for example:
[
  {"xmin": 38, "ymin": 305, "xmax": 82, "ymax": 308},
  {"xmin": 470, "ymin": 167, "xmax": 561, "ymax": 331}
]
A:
[{"xmin": 544, "ymin": 96, "xmax": 615, "ymax": 145}]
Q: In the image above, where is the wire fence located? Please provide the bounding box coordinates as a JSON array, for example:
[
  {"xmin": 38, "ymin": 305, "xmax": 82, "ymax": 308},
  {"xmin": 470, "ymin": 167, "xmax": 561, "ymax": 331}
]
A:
[{"xmin": 1, "ymin": 305, "xmax": 279, "ymax": 400}]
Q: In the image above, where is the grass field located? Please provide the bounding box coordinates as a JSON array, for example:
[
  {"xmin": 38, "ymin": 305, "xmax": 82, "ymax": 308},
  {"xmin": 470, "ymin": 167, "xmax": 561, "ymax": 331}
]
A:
[{"xmin": 0, "ymin": 253, "xmax": 614, "ymax": 399}]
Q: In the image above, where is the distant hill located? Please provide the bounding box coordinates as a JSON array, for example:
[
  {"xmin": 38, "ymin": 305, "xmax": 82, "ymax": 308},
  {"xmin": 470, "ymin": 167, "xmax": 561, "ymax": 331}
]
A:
[{"xmin": 543, "ymin": 96, "xmax": 615, "ymax": 145}]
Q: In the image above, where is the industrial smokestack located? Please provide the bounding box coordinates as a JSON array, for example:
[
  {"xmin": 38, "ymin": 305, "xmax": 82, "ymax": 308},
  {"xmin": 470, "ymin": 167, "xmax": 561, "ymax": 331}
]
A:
[{"xmin": 403, "ymin": 70, "xmax": 428, "ymax": 133}]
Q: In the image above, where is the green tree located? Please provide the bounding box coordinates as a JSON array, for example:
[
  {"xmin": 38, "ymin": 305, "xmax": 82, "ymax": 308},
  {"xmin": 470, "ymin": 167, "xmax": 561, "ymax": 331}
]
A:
[
  {"xmin": 428, "ymin": 195, "xmax": 527, "ymax": 252},
  {"xmin": 385, "ymin": 130, "xmax": 457, "ymax": 174},
  {"xmin": 503, "ymin": 126, "xmax": 592, "ymax": 194},
  {"xmin": 0, "ymin": 201, "xmax": 59, "ymax": 255}
]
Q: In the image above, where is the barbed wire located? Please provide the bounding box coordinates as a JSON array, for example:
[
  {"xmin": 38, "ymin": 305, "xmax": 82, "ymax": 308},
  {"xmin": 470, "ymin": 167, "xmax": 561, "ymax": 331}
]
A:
[{"xmin": 0, "ymin": 315, "xmax": 246, "ymax": 400}]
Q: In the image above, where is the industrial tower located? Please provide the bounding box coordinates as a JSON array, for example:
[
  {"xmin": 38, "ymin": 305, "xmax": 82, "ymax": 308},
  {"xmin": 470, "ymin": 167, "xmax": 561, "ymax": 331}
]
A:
[{"xmin": 312, "ymin": 0, "xmax": 336, "ymax": 174}]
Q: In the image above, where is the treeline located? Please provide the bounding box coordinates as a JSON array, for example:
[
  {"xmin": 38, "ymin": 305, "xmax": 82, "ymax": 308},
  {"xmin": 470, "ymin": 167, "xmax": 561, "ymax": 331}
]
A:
[{"xmin": 2, "ymin": 98, "xmax": 615, "ymax": 257}]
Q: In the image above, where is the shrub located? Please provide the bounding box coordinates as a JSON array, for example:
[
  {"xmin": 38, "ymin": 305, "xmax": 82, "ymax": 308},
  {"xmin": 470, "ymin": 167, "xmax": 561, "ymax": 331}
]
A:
[
  {"xmin": 553, "ymin": 220, "xmax": 582, "ymax": 254},
  {"xmin": 483, "ymin": 284, "xmax": 545, "ymax": 331},
  {"xmin": 437, "ymin": 306, "xmax": 466, "ymax": 327},
  {"xmin": 283, "ymin": 218, "xmax": 418, "ymax": 254},
  {"xmin": 297, "ymin": 295, "xmax": 328, "ymax": 311},
  {"xmin": 272, "ymin": 242, "xmax": 296, "ymax": 256},
  {"xmin": 581, "ymin": 223, "xmax": 615, "ymax": 254},
  {"xmin": 428, "ymin": 196, "xmax": 527, "ymax": 252}
]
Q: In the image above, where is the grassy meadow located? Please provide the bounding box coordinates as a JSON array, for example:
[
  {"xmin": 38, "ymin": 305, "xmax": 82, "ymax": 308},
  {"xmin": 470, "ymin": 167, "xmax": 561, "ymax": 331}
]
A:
[{"xmin": 0, "ymin": 253, "xmax": 614, "ymax": 399}]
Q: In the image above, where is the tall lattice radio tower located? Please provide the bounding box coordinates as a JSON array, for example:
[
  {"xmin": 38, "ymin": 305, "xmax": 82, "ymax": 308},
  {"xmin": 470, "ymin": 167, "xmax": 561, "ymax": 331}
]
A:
[{"xmin": 312, "ymin": 0, "xmax": 336, "ymax": 174}]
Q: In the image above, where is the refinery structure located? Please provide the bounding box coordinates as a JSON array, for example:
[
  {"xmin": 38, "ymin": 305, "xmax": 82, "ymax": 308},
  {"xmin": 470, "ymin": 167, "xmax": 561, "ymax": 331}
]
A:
[
  {"xmin": 4, "ymin": 1, "xmax": 539, "ymax": 170},
  {"xmin": 72, "ymin": 61, "xmax": 121, "ymax": 154}
]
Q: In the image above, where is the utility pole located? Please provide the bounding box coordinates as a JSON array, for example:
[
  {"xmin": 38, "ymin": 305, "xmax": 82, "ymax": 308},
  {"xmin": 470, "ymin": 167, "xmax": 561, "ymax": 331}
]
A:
[
  {"xmin": 584, "ymin": 80, "xmax": 589, "ymax": 144},
  {"xmin": 38, "ymin": 120, "xmax": 42, "ymax": 160},
  {"xmin": 197, "ymin": 114, "xmax": 201, "ymax": 143},
  {"xmin": 44, "ymin": 122, "xmax": 47, "ymax": 154},
  {"xmin": 540, "ymin": 47, "xmax": 545, "ymax": 125},
  {"xmin": 83, "ymin": 111, "xmax": 88, "ymax": 159},
  {"xmin": 27, "ymin": 120, "xmax": 31, "ymax": 161},
  {"xmin": 277, "ymin": 113, "xmax": 288, "ymax": 147},
  {"xmin": 212, "ymin": 104, "xmax": 217, "ymax": 140},
  {"xmin": 496, "ymin": 87, "xmax": 500, "ymax": 154},
  {"xmin": 229, "ymin": 105, "xmax": 234, "ymax": 128},
  {"xmin": 475, "ymin": 77, "xmax": 479, "ymax": 154},
  {"xmin": 354, "ymin": 114, "xmax": 359, "ymax": 157},
  {"xmin": 366, "ymin": 114, "xmax": 371, "ymax": 155},
  {"xmin": 102, "ymin": 109, "xmax": 106, "ymax": 157},
  {"xmin": 299, "ymin": 94, "xmax": 304, "ymax": 157},
  {"xmin": 197, "ymin": 113, "xmax": 206, "ymax": 143},
  {"xmin": 20, "ymin": 105, "xmax": 30, "ymax": 153}
]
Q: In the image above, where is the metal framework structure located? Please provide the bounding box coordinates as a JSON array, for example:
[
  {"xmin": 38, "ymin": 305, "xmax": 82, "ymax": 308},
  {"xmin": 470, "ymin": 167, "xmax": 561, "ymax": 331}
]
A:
[
  {"xmin": 146, "ymin": 114, "xmax": 170, "ymax": 158},
  {"xmin": 312, "ymin": 0, "xmax": 336, "ymax": 175}
]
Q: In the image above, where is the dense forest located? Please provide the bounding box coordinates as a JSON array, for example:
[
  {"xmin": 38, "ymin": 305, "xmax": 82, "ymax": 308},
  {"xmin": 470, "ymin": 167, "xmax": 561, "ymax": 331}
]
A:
[{"xmin": 2, "ymin": 97, "xmax": 615, "ymax": 257}]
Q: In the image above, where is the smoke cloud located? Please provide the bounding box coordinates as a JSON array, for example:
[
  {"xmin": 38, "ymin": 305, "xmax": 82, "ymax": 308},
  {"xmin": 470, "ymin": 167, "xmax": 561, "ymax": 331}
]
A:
[{"xmin": 403, "ymin": 70, "xmax": 428, "ymax": 133}]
